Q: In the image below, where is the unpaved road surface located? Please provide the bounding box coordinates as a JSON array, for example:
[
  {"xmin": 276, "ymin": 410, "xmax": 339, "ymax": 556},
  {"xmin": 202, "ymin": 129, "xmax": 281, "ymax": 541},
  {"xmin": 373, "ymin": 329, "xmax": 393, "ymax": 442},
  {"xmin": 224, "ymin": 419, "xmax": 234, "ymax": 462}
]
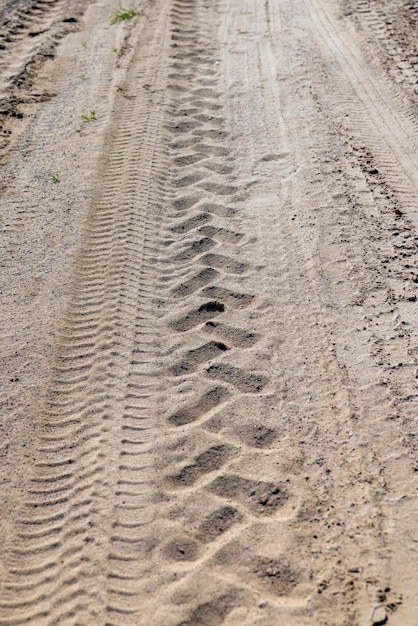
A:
[{"xmin": 1, "ymin": 0, "xmax": 418, "ymax": 624}]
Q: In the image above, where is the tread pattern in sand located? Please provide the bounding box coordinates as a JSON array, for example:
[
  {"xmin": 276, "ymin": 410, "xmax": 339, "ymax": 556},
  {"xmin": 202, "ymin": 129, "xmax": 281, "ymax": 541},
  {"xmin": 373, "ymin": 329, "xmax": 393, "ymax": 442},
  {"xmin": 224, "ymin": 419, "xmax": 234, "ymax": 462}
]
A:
[
  {"xmin": 0, "ymin": 0, "xmax": 88, "ymax": 157},
  {"xmin": 3, "ymin": 0, "xmax": 418, "ymax": 623},
  {"xmin": 142, "ymin": 2, "xmax": 310, "ymax": 623},
  {"xmin": 0, "ymin": 4, "xmax": 169, "ymax": 624}
]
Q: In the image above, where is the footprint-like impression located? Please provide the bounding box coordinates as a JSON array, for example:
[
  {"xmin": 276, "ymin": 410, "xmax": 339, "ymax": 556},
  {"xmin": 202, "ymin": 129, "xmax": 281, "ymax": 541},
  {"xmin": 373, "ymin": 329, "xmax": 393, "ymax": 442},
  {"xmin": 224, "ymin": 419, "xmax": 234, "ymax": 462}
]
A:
[
  {"xmin": 193, "ymin": 130, "xmax": 229, "ymax": 143},
  {"xmin": 171, "ymin": 137, "xmax": 201, "ymax": 150},
  {"xmin": 171, "ymin": 268, "xmax": 220, "ymax": 298},
  {"xmin": 203, "ymin": 162, "xmax": 234, "ymax": 175},
  {"xmin": 172, "ymin": 237, "xmax": 215, "ymax": 262},
  {"xmin": 189, "ymin": 100, "xmax": 223, "ymax": 112},
  {"xmin": 203, "ymin": 321, "xmax": 258, "ymax": 348},
  {"xmin": 198, "ymin": 182, "xmax": 238, "ymax": 196},
  {"xmin": 193, "ymin": 114, "xmax": 225, "ymax": 124},
  {"xmin": 171, "ymin": 213, "xmax": 212, "ymax": 234},
  {"xmin": 172, "ymin": 107, "xmax": 200, "ymax": 118},
  {"xmin": 199, "ymin": 253, "xmax": 247, "ymax": 274},
  {"xmin": 170, "ymin": 301, "xmax": 225, "ymax": 332},
  {"xmin": 253, "ymin": 556, "xmax": 300, "ymax": 596},
  {"xmin": 177, "ymin": 591, "xmax": 245, "ymax": 626},
  {"xmin": 198, "ymin": 225, "xmax": 243, "ymax": 244},
  {"xmin": 162, "ymin": 506, "xmax": 243, "ymax": 563},
  {"xmin": 171, "ymin": 340, "xmax": 229, "ymax": 377},
  {"xmin": 194, "ymin": 142, "xmax": 230, "ymax": 156},
  {"xmin": 192, "ymin": 88, "xmax": 222, "ymax": 99},
  {"xmin": 165, "ymin": 444, "xmax": 234, "ymax": 488},
  {"xmin": 172, "ymin": 172, "xmax": 207, "ymax": 188},
  {"xmin": 197, "ymin": 202, "xmax": 237, "ymax": 218},
  {"xmin": 200, "ymin": 286, "xmax": 254, "ymax": 308},
  {"xmin": 174, "ymin": 154, "xmax": 207, "ymax": 167},
  {"xmin": 166, "ymin": 121, "xmax": 201, "ymax": 134},
  {"xmin": 236, "ymin": 423, "xmax": 277, "ymax": 448},
  {"xmin": 206, "ymin": 363, "xmax": 268, "ymax": 393},
  {"xmin": 168, "ymin": 72, "xmax": 195, "ymax": 82},
  {"xmin": 213, "ymin": 542, "xmax": 301, "ymax": 598},
  {"xmin": 168, "ymin": 386, "xmax": 231, "ymax": 426},
  {"xmin": 195, "ymin": 505, "xmax": 243, "ymax": 543},
  {"xmin": 162, "ymin": 536, "xmax": 201, "ymax": 562},
  {"xmin": 172, "ymin": 194, "xmax": 201, "ymax": 211},
  {"xmin": 208, "ymin": 475, "xmax": 287, "ymax": 516}
]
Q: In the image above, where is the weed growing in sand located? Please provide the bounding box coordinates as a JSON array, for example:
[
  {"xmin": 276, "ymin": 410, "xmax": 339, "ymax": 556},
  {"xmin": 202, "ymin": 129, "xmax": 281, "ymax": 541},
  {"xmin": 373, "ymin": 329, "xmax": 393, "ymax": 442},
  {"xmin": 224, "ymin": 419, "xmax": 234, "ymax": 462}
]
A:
[
  {"xmin": 50, "ymin": 174, "xmax": 60, "ymax": 183},
  {"xmin": 113, "ymin": 47, "xmax": 120, "ymax": 55},
  {"xmin": 80, "ymin": 72, "xmax": 86, "ymax": 79},
  {"xmin": 81, "ymin": 40, "xmax": 87, "ymax": 48},
  {"xmin": 81, "ymin": 110, "xmax": 96, "ymax": 121},
  {"xmin": 110, "ymin": 7, "xmax": 135, "ymax": 25}
]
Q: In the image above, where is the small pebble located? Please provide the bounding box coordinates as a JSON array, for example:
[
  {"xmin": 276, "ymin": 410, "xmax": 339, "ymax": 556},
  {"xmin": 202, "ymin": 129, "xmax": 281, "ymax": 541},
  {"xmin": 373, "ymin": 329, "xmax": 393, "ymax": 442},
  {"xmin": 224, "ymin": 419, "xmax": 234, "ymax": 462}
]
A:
[{"xmin": 372, "ymin": 605, "xmax": 387, "ymax": 625}]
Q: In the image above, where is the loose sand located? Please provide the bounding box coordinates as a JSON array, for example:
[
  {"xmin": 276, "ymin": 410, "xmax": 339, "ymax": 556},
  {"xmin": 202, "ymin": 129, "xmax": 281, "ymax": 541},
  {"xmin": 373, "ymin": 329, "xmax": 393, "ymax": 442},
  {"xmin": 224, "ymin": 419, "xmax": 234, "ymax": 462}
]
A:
[{"xmin": 1, "ymin": 0, "xmax": 418, "ymax": 624}]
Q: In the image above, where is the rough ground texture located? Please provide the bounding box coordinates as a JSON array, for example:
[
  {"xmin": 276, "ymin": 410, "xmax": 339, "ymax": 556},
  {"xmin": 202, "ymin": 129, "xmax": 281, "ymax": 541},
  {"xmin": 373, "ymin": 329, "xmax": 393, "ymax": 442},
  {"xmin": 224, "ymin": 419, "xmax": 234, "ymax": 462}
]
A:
[{"xmin": 0, "ymin": 0, "xmax": 418, "ymax": 624}]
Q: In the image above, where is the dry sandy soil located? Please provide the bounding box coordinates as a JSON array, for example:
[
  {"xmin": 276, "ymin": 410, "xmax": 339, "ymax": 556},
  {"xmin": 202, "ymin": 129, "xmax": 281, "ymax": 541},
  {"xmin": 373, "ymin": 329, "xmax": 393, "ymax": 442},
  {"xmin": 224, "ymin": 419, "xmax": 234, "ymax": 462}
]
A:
[{"xmin": 1, "ymin": 0, "xmax": 418, "ymax": 624}]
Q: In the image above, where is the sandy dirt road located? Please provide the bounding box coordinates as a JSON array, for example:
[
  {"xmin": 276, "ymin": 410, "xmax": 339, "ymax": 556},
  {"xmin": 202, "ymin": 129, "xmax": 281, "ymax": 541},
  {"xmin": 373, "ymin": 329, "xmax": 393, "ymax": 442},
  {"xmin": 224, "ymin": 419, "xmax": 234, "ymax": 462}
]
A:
[{"xmin": 1, "ymin": 0, "xmax": 418, "ymax": 624}]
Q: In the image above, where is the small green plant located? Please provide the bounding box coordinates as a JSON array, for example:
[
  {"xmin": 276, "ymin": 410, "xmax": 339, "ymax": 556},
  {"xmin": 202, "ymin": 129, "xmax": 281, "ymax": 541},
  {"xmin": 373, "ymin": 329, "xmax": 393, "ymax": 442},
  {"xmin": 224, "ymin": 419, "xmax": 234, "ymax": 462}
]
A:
[
  {"xmin": 113, "ymin": 47, "xmax": 120, "ymax": 55},
  {"xmin": 81, "ymin": 40, "xmax": 87, "ymax": 48},
  {"xmin": 110, "ymin": 7, "xmax": 135, "ymax": 24},
  {"xmin": 80, "ymin": 72, "xmax": 86, "ymax": 79},
  {"xmin": 81, "ymin": 110, "xmax": 96, "ymax": 121},
  {"xmin": 50, "ymin": 173, "xmax": 60, "ymax": 183}
]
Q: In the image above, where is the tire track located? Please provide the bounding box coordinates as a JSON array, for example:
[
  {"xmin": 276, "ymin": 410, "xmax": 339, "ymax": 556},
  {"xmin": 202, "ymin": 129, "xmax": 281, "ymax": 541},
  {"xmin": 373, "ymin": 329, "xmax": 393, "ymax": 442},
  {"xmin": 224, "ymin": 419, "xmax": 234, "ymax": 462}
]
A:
[
  {"xmin": 162, "ymin": 0, "xmax": 266, "ymax": 416},
  {"xmin": 0, "ymin": 0, "xmax": 88, "ymax": 158},
  {"xmin": 3, "ymin": 0, "xmax": 417, "ymax": 622},
  {"xmin": 256, "ymin": 0, "xmax": 418, "ymax": 621},
  {"xmin": 308, "ymin": 0, "xmax": 418, "ymax": 210},
  {"xmin": 337, "ymin": 0, "xmax": 418, "ymax": 109},
  {"xmin": 0, "ymin": 3, "xmax": 171, "ymax": 624},
  {"xmin": 144, "ymin": 2, "xmax": 312, "ymax": 623}
]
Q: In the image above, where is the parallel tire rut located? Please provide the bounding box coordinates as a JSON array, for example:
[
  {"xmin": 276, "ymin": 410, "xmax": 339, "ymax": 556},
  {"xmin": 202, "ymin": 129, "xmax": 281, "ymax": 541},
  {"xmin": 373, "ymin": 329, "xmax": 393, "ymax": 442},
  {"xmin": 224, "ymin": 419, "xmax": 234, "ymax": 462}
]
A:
[
  {"xmin": 0, "ymin": 3, "xmax": 170, "ymax": 624},
  {"xmin": 0, "ymin": 0, "xmax": 90, "ymax": 157}
]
